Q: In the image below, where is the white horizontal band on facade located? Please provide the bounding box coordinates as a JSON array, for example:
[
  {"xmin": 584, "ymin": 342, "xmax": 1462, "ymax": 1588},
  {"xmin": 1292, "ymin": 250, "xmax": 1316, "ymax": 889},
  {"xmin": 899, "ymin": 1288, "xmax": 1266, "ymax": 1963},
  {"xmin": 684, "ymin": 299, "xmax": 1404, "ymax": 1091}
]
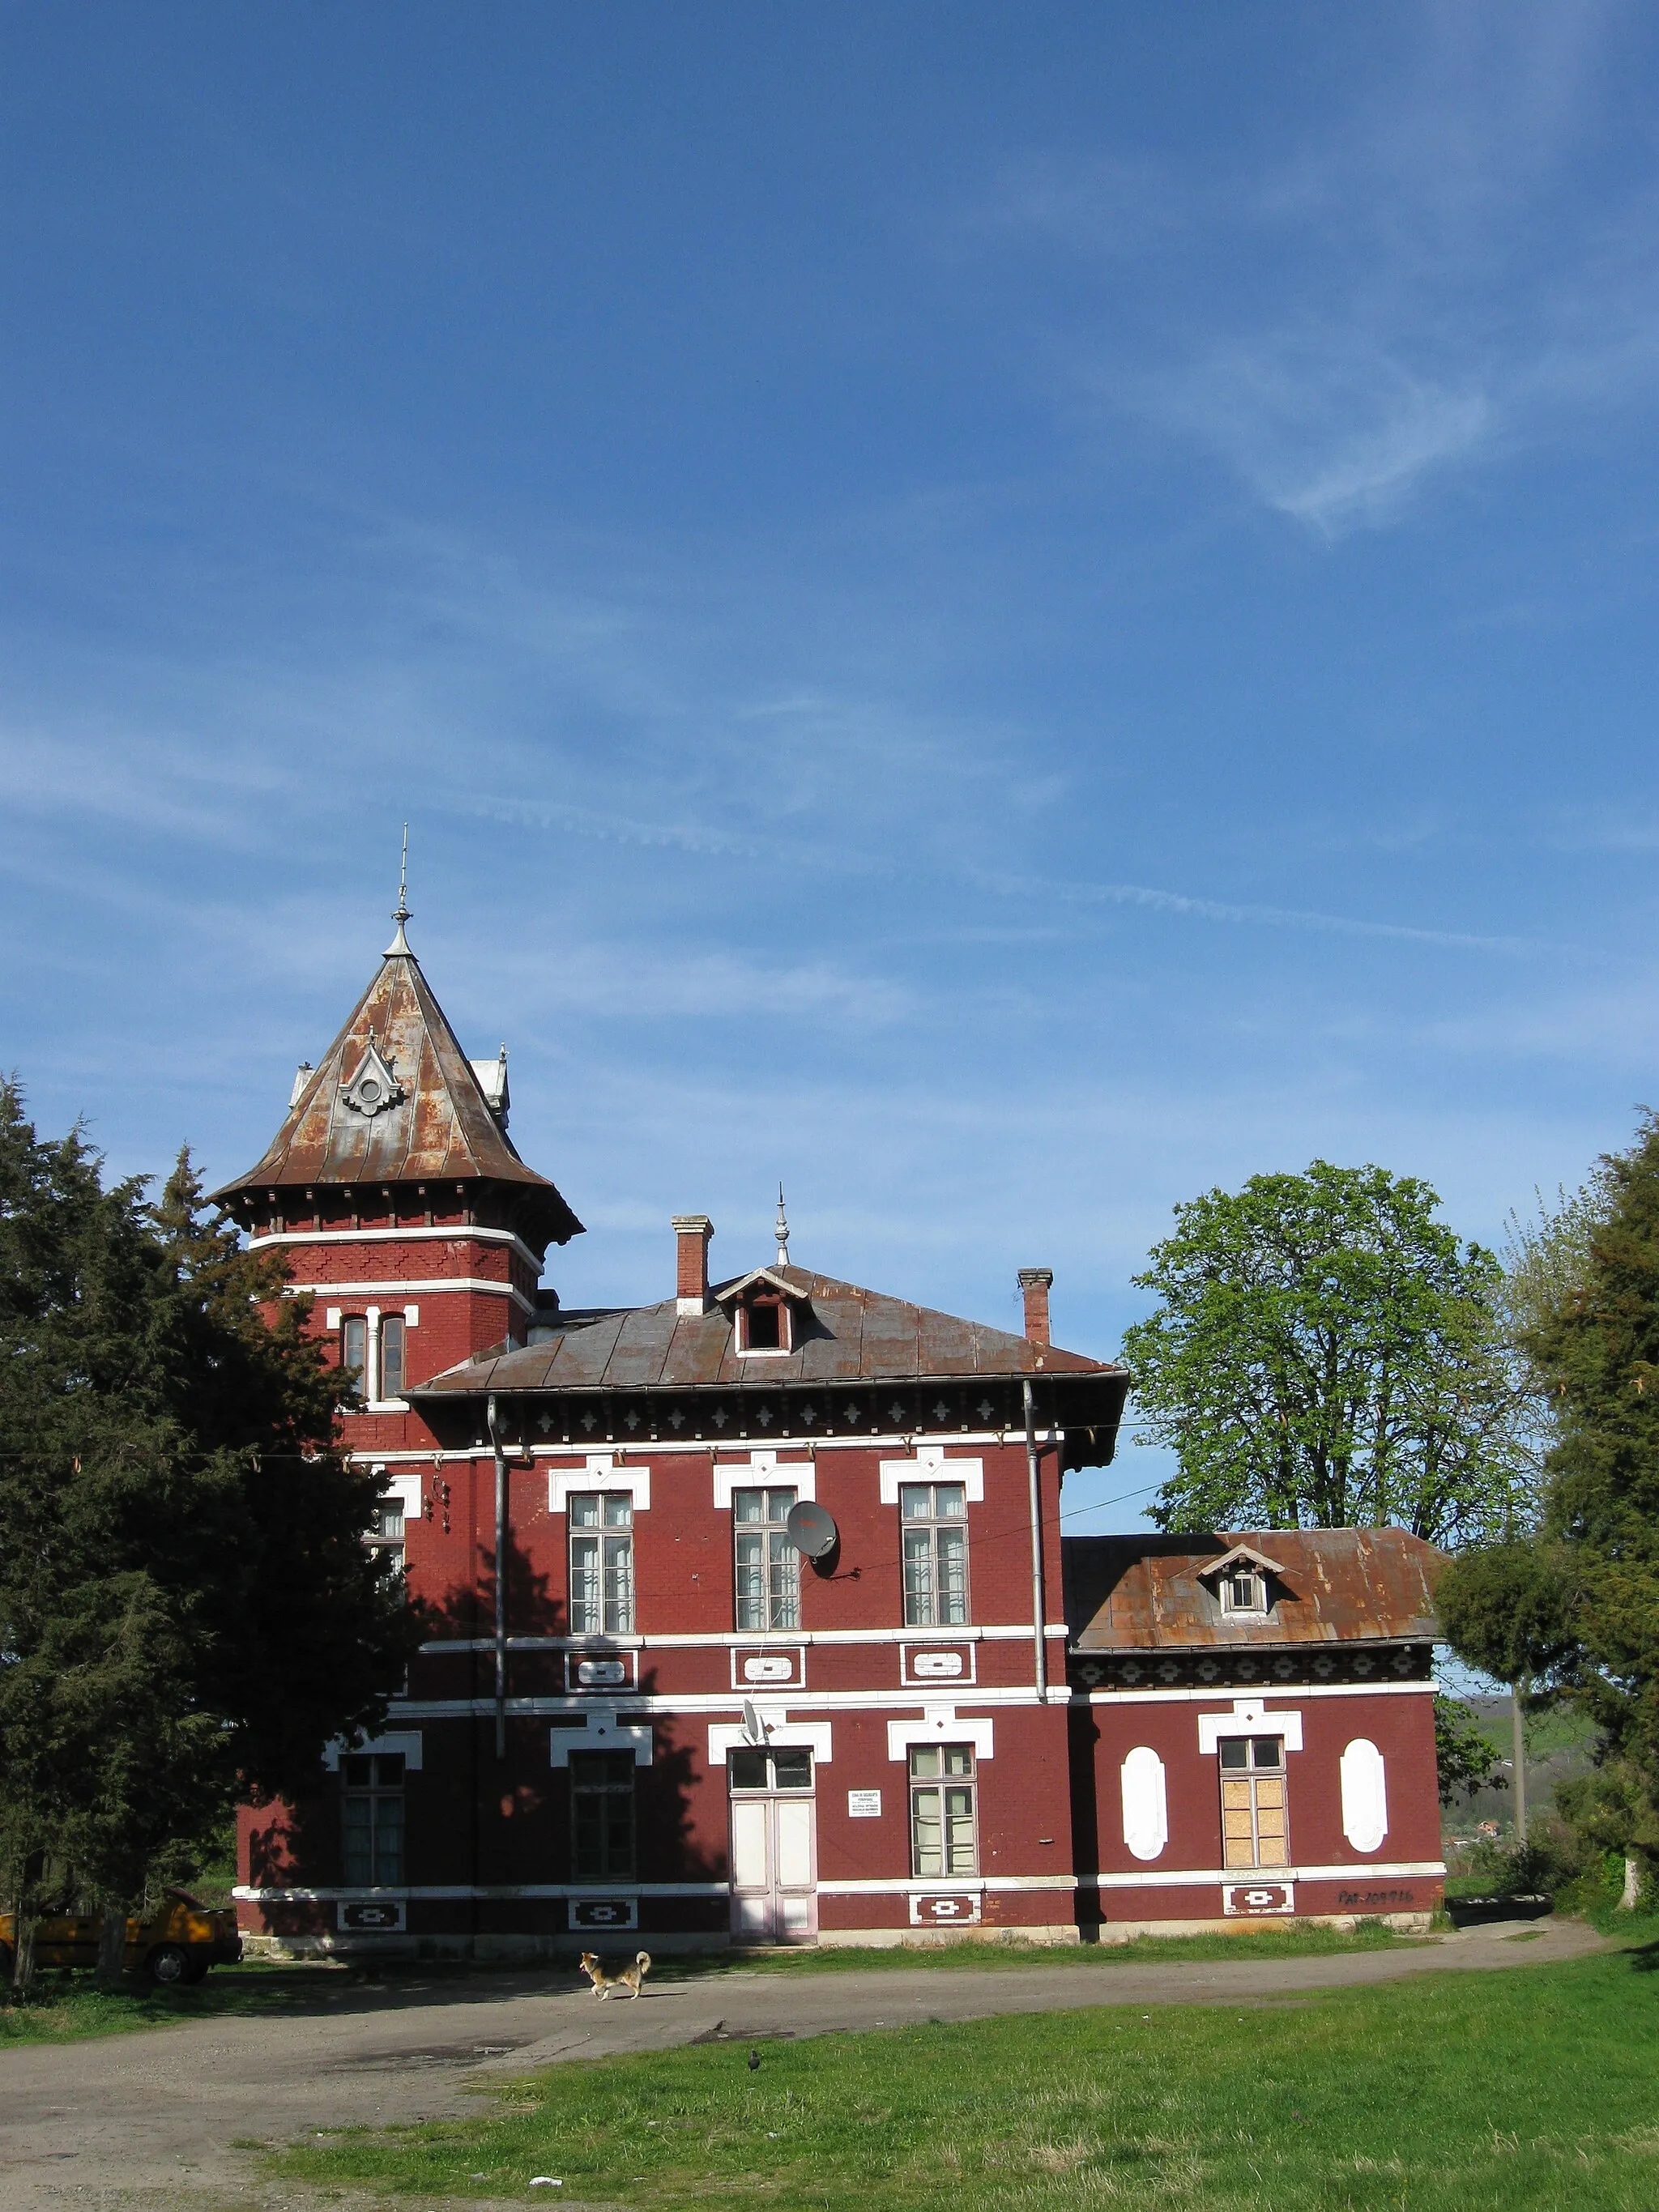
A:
[
  {"xmin": 416, "ymin": 1623, "xmax": 1072, "ymax": 1655},
  {"xmin": 1078, "ymin": 1678, "xmax": 1432, "ymax": 1707},
  {"xmin": 1080, "ymin": 1860, "xmax": 1448, "ymax": 1890},
  {"xmin": 365, "ymin": 1431, "xmax": 1066, "ymax": 1461},
  {"xmin": 289, "ymin": 1276, "xmax": 536, "ymax": 1315},
  {"xmin": 388, "ymin": 1688, "xmax": 1048, "ymax": 1720},
  {"xmin": 233, "ymin": 1874, "xmax": 1081, "ymax": 1905},
  {"xmin": 234, "ymin": 1882, "xmax": 735, "ymax": 1903},
  {"xmin": 817, "ymin": 1875, "xmax": 1077, "ymax": 1895},
  {"xmin": 252, "ymin": 1224, "xmax": 544, "ymax": 1272}
]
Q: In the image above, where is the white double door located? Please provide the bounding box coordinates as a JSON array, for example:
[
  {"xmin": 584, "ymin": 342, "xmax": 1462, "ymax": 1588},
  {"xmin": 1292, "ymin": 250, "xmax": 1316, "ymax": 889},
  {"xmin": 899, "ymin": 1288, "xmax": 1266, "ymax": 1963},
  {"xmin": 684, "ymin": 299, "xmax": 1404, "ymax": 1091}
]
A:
[{"xmin": 729, "ymin": 1786, "xmax": 817, "ymax": 1942}]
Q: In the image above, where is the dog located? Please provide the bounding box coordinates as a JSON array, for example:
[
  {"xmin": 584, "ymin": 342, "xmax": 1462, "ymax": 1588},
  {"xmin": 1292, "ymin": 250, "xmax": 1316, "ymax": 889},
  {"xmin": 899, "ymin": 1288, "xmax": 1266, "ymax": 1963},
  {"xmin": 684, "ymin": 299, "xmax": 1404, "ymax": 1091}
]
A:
[{"xmin": 578, "ymin": 1948, "xmax": 651, "ymax": 1999}]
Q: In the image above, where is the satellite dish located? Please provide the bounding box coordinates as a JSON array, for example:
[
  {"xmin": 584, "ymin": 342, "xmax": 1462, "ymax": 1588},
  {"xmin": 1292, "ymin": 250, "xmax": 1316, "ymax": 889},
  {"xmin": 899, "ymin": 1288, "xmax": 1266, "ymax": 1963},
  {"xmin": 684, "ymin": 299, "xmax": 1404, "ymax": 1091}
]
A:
[
  {"xmin": 786, "ymin": 1499, "xmax": 838, "ymax": 1560},
  {"xmin": 741, "ymin": 1698, "xmax": 767, "ymax": 1745}
]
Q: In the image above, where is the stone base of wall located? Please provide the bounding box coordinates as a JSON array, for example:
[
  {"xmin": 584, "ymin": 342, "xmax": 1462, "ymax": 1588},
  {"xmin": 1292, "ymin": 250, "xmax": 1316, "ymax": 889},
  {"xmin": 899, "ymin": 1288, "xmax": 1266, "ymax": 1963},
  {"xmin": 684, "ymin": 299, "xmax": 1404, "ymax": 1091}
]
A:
[
  {"xmin": 817, "ymin": 1922, "xmax": 1081, "ymax": 1950},
  {"xmin": 1090, "ymin": 1910, "xmax": 1435, "ymax": 1941}
]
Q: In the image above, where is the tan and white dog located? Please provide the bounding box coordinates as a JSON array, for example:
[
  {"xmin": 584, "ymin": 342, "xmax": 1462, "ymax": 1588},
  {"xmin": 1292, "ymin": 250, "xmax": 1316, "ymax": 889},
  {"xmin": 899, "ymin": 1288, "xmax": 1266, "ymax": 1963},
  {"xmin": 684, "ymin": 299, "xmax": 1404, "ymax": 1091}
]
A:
[{"xmin": 578, "ymin": 1949, "xmax": 651, "ymax": 1999}]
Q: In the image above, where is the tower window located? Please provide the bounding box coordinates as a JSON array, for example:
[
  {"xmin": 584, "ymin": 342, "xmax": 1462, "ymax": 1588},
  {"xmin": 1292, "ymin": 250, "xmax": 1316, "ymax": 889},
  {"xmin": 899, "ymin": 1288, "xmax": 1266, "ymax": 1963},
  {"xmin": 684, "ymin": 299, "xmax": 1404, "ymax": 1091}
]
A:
[
  {"xmin": 341, "ymin": 1316, "xmax": 366, "ymax": 1400},
  {"xmin": 1219, "ymin": 1570, "xmax": 1269, "ymax": 1617},
  {"xmin": 900, "ymin": 1482, "xmax": 970, "ymax": 1627},
  {"xmin": 740, "ymin": 1298, "xmax": 787, "ymax": 1352},
  {"xmin": 380, "ymin": 1314, "xmax": 406, "ymax": 1400}
]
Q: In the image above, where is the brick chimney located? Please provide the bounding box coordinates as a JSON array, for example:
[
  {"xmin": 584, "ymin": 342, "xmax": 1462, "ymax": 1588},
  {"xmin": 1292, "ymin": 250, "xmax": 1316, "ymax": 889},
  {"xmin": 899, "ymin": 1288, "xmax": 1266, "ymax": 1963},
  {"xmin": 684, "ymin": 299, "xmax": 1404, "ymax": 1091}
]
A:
[
  {"xmin": 673, "ymin": 1216, "xmax": 714, "ymax": 1315},
  {"xmin": 1018, "ymin": 1268, "xmax": 1053, "ymax": 1346}
]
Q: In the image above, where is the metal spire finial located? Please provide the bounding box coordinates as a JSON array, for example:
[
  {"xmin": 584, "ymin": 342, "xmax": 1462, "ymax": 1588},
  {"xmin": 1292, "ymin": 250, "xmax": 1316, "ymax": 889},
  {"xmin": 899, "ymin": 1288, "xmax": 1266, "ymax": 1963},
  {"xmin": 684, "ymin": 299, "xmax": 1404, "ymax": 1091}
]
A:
[
  {"xmin": 775, "ymin": 1183, "xmax": 790, "ymax": 1267},
  {"xmin": 385, "ymin": 824, "xmax": 413, "ymax": 956}
]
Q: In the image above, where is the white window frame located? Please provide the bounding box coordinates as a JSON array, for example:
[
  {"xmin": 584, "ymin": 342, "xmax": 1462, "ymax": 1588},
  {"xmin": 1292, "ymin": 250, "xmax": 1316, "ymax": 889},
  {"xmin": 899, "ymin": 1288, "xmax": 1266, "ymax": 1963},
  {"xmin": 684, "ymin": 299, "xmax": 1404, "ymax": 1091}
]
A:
[
  {"xmin": 900, "ymin": 1480, "xmax": 970, "ymax": 1628},
  {"xmin": 569, "ymin": 1492, "xmax": 636, "ymax": 1635},
  {"xmin": 732, "ymin": 1485, "xmax": 801, "ymax": 1632},
  {"xmin": 909, "ymin": 1741, "xmax": 979, "ymax": 1879}
]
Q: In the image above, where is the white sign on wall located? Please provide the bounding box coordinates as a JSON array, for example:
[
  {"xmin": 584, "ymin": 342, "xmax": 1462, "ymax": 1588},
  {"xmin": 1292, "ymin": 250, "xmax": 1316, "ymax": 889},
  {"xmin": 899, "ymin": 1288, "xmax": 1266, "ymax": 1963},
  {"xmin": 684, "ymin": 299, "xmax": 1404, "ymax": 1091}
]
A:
[{"xmin": 847, "ymin": 1789, "xmax": 882, "ymax": 1818}]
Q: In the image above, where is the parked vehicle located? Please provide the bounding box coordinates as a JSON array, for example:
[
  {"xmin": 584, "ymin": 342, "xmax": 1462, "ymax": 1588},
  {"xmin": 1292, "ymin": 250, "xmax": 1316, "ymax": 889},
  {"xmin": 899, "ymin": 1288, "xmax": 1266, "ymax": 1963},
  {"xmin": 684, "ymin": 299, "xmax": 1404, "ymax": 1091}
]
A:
[{"xmin": 0, "ymin": 1889, "xmax": 241, "ymax": 1985}]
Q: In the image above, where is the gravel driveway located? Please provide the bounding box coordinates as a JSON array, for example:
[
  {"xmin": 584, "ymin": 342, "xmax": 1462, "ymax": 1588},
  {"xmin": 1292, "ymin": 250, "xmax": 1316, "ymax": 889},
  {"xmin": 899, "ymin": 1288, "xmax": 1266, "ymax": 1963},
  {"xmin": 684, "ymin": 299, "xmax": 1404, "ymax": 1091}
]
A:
[{"xmin": 0, "ymin": 1917, "xmax": 1604, "ymax": 2212}]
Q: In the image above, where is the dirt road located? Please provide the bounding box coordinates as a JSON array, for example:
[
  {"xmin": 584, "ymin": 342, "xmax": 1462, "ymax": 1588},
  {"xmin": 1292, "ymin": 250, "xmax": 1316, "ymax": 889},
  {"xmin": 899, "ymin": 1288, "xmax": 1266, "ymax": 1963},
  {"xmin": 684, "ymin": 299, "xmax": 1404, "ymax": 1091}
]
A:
[{"xmin": 0, "ymin": 1918, "xmax": 1604, "ymax": 2212}]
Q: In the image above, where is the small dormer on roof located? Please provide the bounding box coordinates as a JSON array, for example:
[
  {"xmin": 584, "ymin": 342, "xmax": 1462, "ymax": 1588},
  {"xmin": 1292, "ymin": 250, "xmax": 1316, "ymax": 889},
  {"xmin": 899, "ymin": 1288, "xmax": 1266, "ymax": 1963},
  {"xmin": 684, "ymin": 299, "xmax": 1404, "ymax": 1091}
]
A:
[
  {"xmin": 716, "ymin": 1266, "xmax": 810, "ymax": 1356},
  {"xmin": 1197, "ymin": 1542, "xmax": 1288, "ymax": 1621},
  {"xmin": 339, "ymin": 1036, "xmax": 404, "ymax": 1119},
  {"xmin": 470, "ymin": 1046, "xmax": 510, "ymax": 1129}
]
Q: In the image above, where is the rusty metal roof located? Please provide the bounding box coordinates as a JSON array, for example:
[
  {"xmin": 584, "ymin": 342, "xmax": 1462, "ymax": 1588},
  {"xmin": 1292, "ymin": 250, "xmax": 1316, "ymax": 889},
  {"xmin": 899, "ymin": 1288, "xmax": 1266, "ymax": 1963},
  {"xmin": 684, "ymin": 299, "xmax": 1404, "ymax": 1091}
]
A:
[
  {"xmin": 210, "ymin": 945, "xmax": 582, "ymax": 1248},
  {"xmin": 413, "ymin": 1265, "xmax": 1125, "ymax": 1398},
  {"xmin": 1064, "ymin": 1527, "xmax": 1442, "ymax": 1649}
]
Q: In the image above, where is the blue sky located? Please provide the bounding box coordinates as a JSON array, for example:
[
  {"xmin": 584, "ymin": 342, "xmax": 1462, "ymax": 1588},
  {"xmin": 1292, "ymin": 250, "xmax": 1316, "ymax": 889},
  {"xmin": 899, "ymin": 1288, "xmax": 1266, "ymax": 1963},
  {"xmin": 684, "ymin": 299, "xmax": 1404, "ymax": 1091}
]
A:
[{"xmin": 4, "ymin": 5, "xmax": 1659, "ymax": 1532}]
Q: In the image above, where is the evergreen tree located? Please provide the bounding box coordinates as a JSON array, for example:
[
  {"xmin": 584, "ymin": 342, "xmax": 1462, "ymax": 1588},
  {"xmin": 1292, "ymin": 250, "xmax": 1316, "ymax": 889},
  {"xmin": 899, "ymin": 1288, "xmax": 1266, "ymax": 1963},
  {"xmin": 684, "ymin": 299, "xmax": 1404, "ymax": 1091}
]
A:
[
  {"xmin": 0, "ymin": 1085, "xmax": 420, "ymax": 1987},
  {"xmin": 1439, "ymin": 1115, "xmax": 1659, "ymax": 1865}
]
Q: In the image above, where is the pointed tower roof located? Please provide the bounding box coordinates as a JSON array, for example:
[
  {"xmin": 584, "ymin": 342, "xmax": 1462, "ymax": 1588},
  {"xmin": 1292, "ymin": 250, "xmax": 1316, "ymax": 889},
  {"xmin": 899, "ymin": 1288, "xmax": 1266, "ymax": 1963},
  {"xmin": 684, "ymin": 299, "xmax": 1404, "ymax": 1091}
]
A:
[{"xmin": 211, "ymin": 929, "xmax": 582, "ymax": 1251}]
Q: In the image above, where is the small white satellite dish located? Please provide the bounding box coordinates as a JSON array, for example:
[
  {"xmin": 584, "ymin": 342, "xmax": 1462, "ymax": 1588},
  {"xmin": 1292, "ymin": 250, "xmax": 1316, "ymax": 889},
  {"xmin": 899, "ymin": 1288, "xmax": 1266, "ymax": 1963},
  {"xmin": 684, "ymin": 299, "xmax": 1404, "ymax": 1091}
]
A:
[{"xmin": 742, "ymin": 1699, "xmax": 768, "ymax": 1745}]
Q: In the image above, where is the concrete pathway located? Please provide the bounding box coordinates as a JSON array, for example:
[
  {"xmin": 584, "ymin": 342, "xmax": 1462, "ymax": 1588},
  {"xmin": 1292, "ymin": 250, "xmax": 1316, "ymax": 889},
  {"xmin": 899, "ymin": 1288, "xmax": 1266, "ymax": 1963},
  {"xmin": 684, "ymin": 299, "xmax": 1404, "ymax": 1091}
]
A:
[{"xmin": 0, "ymin": 1917, "xmax": 1605, "ymax": 2212}]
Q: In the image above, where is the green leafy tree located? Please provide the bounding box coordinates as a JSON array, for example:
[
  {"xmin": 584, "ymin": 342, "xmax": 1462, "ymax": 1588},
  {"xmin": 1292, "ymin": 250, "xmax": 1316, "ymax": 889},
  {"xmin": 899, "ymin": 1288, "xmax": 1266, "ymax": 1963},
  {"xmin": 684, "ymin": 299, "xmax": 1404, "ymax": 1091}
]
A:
[
  {"xmin": 1439, "ymin": 1115, "xmax": 1659, "ymax": 1868},
  {"xmin": 0, "ymin": 1086, "xmax": 420, "ymax": 1988},
  {"xmin": 1432, "ymin": 1694, "xmax": 1505, "ymax": 1806},
  {"xmin": 1122, "ymin": 1161, "xmax": 1526, "ymax": 1541}
]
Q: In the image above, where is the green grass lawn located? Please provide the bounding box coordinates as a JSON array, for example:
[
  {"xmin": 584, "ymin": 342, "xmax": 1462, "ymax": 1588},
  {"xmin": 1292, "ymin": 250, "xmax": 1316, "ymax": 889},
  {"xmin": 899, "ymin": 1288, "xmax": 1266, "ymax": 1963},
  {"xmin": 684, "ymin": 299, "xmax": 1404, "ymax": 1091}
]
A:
[{"xmin": 272, "ymin": 1933, "xmax": 1659, "ymax": 2212}]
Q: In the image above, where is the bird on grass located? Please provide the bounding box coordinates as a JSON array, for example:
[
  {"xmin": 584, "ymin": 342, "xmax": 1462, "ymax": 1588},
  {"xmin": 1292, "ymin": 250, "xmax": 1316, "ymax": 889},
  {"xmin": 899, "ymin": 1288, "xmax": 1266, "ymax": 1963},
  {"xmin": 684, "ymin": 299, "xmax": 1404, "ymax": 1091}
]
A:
[{"xmin": 748, "ymin": 2048, "xmax": 761, "ymax": 2073}]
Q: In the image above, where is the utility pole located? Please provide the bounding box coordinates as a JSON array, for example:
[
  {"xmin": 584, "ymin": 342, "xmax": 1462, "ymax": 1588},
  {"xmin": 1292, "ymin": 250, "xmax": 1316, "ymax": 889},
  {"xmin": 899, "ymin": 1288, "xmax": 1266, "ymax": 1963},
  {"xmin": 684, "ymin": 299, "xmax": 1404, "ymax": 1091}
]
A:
[{"xmin": 1512, "ymin": 1677, "xmax": 1528, "ymax": 1846}]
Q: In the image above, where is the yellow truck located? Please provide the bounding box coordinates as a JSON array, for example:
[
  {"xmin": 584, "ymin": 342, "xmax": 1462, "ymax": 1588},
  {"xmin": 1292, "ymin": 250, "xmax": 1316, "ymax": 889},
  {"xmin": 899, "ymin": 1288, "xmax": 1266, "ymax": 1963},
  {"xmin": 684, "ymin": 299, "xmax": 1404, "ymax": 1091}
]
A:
[{"xmin": 0, "ymin": 1889, "xmax": 242, "ymax": 1985}]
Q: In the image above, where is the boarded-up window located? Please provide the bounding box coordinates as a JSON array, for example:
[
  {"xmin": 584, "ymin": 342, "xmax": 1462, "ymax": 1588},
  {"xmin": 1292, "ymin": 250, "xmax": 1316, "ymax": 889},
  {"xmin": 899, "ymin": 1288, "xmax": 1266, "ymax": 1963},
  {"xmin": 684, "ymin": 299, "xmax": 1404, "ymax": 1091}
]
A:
[
  {"xmin": 1120, "ymin": 1745, "xmax": 1168, "ymax": 1862},
  {"xmin": 1218, "ymin": 1735, "xmax": 1288, "ymax": 1868},
  {"xmin": 1340, "ymin": 1737, "xmax": 1388, "ymax": 1853}
]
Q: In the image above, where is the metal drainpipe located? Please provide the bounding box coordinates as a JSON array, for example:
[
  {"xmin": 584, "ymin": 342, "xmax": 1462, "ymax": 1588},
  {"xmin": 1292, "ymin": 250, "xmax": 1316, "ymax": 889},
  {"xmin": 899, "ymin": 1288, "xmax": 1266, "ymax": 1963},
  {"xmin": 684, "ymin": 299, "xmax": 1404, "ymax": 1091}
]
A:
[
  {"xmin": 1022, "ymin": 1377, "xmax": 1048, "ymax": 1699},
  {"xmin": 487, "ymin": 1393, "xmax": 507, "ymax": 1760}
]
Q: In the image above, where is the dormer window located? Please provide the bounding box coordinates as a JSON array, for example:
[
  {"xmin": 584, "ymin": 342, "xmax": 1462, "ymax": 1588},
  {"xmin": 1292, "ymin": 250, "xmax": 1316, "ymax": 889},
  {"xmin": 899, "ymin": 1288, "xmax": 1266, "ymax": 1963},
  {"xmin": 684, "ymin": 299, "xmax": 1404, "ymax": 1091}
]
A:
[
  {"xmin": 740, "ymin": 1296, "xmax": 788, "ymax": 1353},
  {"xmin": 1220, "ymin": 1570, "xmax": 1269, "ymax": 1617},
  {"xmin": 1199, "ymin": 1544, "xmax": 1284, "ymax": 1623}
]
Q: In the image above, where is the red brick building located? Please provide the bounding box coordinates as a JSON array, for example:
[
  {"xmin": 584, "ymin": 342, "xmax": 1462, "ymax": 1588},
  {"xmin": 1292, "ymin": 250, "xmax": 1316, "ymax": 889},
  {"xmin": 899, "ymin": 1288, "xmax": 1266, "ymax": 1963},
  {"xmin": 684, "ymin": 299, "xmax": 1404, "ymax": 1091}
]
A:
[{"xmin": 217, "ymin": 915, "xmax": 1446, "ymax": 1954}]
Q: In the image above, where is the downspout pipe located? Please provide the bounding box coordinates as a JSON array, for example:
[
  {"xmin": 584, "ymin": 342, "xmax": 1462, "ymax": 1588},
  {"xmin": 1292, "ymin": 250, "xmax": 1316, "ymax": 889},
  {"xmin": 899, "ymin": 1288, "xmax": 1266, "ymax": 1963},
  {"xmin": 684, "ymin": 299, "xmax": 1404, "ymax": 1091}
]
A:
[
  {"xmin": 487, "ymin": 1393, "xmax": 507, "ymax": 1760},
  {"xmin": 1022, "ymin": 1377, "xmax": 1048, "ymax": 1699}
]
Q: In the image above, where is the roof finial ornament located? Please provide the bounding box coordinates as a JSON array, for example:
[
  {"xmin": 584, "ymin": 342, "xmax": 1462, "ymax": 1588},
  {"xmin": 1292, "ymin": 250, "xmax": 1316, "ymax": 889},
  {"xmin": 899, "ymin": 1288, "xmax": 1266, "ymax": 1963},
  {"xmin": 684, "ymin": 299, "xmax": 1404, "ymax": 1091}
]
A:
[
  {"xmin": 775, "ymin": 1183, "xmax": 790, "ymax": 1267},
  {"xmin": 385, "ymin": 823, "xmax": 413, "ymax": 957}
]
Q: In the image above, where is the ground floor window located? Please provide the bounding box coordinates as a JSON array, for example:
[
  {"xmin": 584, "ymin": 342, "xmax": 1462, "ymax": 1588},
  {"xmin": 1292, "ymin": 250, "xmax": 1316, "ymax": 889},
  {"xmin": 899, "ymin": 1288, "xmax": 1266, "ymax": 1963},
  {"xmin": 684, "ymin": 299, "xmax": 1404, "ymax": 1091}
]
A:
[
  {"xmin": 909, "ymin": 1743, "xmax": 978, "ymax": 1877},
  {"xmin": 341, "ymin": 1753, "xmax": 405, "ymax": 1886},
  {"xmin": 1218, "ymin": 1734, "xmax": 1288, "ymax": 1867},
  {"xmin": 570, "ymin": 1750, "xmax": 637, "ymax": 1880}
]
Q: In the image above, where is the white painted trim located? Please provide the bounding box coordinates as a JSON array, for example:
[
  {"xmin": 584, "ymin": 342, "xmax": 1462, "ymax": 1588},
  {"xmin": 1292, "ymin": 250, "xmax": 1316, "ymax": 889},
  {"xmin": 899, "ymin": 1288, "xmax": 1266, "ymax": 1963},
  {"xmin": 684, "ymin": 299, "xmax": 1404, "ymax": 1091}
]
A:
[
  {"xmin": 403, "ymin": 1303, "xmax": 420, "ymax": 1326},
  {"xmin": 878, "ymin": 1443, "xmax": 984, "ymax": 1506},
  {"xmin": 322, "ymin": 1729, "xmax": 423, "ymax": 1771},
  {"xmin": 1120, "ymin": 1745, "xmax": 1168, "ymax": 1862},
  {"xmin": 1197, "ymin": 1698, "xmax": 1304, "ymax": 1754},
  {"xmin": 1340, "ymin": 1737, "xmax": 1389, "ymax": 1853},
  {"xmin": 417, "ymin": 1622, "xmax": 1068, "ymax": 1653},
  {"xmin": 1081, "ymin": 1860, "xmax": 1446, "ymax": 1889},
  {"xmin": 251, "ymin": 1224, "xmax": 544, "ymax": 1271},
  {"xmin": 377, "ymin": 1471, "xmax": 423, "ymax": 1519},
  {"xmin": 237, "ymin": 1882, "xmax": 731, "ymax": 1902},
  {"xmin": 548, "ymin": 1706, "xmax": 652, "ymax": 1767},
  {"xmin": 731, "ymin": 1647, "xmax": 807, "ymax": 1689},
  {"xmin": 289, "ymin": 1276, "xmax": 535, "ymax": 1315},
  {"xmin": 712, "ymin": 1450, "xmax": 816, "ymax": 1508},
  {"xmin": 886, "ymin": 1707, "xmax": 995, "ymax": 1761},
  {"xmin": 900, "ymin": 1641, "xmax": 978, "ymax": 1686},
  {"xmin": 369, "ymin": 1430, "xmax": 1064, "ymax": 1459},
  {"xmin": 708, "ymin": 1713, "xmax": 834, "ymax": 1762},
  {"xmin": 390, "ymin": 1687, "xmax": 1051, "ymax": 1721},
  {"xmin": 549, "ymin": 1456, "xmax": 652, "ymax": 1514},
  {"xmin": 817, "ymin": 1874, "xmax": 1076, "ymax": 1894},
  {"xmin": 1081, "ymin": 1678, "xmax": 1430, "ymax": 1707}
]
